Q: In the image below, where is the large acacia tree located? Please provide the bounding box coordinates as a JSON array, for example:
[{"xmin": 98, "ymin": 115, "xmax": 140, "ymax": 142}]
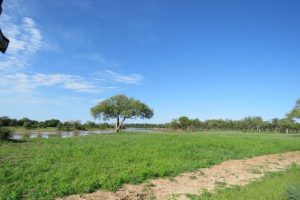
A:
[{"xmin": 91, "ymin": 94, "xmax": 154, "ymax": 132}]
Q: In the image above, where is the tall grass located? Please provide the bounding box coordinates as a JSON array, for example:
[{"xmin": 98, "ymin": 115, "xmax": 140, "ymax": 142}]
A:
[{"xmin": 1, "ymin": 132, "xmax": 300, "ymax": 199}]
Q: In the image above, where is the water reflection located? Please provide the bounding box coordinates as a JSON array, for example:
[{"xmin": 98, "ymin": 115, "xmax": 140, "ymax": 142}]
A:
[
  {"xmin": 123, "ymin": 128, "xmax": 157, "ymax": 133},
  {"xmin": 11, "ymin": 128, "xmax": 158, "ymax": 140},
  {"xmin": 60, "ymin": 131, "xmax": 74, "ymax": 138},
  {"xmin": 11, "ymin": 134, "xmax": 22, "ymax": 140},
  {"xmin": 41, "ymin": 132, "xmax": 49, "ymax": 138},
  {"xmin": 30, "ymin": 133, "xmax": 38, "ymax": 138}
]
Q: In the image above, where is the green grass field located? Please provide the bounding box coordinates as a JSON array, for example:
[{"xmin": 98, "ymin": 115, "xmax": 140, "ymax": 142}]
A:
[
  {"xmin": 187, "ymin": 165, "xmax": 300, "ymax": 200},
  {"xmin": 1, "ymin": 132, "xmax": 300, "ymax": 199}
]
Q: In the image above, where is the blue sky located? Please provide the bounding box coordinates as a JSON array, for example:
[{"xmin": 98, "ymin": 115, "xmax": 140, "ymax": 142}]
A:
[{"xmin": 0, "ymin": 0, "xmax": 299, "ymax": 123}]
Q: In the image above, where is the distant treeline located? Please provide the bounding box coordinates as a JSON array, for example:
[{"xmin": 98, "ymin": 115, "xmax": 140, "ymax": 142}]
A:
[
  {"xmin": 1, "ymin": 116, "xmax": 299, "ymax": 133},
  {"xmin": 0, "ymin": 116, "xmax": 166, "ymax": 130},
  {"xmin": 0, "ymin": 116, "xmax": 113, "ymax": 131},
  {"xmin": 126, "ymin": 116, "xmax": 300, "ymax": 133},
  {"xmin": 168, "ymin": 116, "xmax": 300, "ymax": 133}
]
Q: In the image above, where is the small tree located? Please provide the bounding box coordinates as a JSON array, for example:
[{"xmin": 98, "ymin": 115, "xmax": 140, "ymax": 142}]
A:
[
  {"xmin": 178, "ymin": 116, "xmax": 190, "ymax": 130},
  {"xmin": 253, "ymin": 116, "xmax": 263, "ymax": 132},
  {"xmin": 0, "ymin": 127, "xmax": 11, "ymax": 141},
  {"xmin": 190, "ymin": 118, "xmax": 201, "ymax": 131},
  {"xmin": 23, "ymin": 121, "xmax": 33, "ymax": 129},
  {"xmin": 169, "ymin": 119, "xmax": 179, "ymax": 130},
  {"xmin": 44, "ymin": 119, "xmax": 60, "ymax": 127},
  {"xmin": 278, "ymin": 118, "xmax": 294, "ymax": 134},
  {"xmin": 90, "ymin": 94, "xmax": 154, "ymax": 132}
]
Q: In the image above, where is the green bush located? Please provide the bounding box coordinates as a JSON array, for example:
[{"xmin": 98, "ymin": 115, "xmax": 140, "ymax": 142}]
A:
[
  {"xmin": 285, "ymin": 184, "xmax": 300, "ymax": 200},
  {"xmin": 0, "ymin": 127, "xmax": 11, "ymax": 140},
  {"xmin": 23, "ymin": 121, "xmax": 33, "ymax": 129}
]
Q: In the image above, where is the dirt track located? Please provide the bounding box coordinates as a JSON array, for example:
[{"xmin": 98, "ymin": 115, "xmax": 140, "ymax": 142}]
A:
[{"xmin": 58, "ymin": 151, "xmax": 300, "ymax": 200}]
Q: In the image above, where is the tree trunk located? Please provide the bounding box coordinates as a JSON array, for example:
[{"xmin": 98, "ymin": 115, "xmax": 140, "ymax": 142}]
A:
[
  {"xmin": 115, "ymin": 116, "xmax": 120, "ymax": 132},
  {"xmin": 117, "ymin": 117, "xmax": 126, "ymax": 130},
  {"xmin": 115, "ymin": 117, "xmax": 126, "ymax": 132}
]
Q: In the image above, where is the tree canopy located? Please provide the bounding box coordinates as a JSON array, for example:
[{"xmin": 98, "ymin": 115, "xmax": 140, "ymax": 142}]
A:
[
  {"xmin": 90, "ymin": 94, "xmax": 154, "ymax": 131},
  {"xmin": 287, "ymin": 99, "xmax": 300, "ymax": 119}
]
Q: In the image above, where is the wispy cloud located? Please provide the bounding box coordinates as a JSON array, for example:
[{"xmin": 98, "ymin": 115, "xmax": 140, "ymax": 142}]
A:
[
  {"xmin": 103, "ymin": 70, "xmax": 143, "ymax": 85},
  {"xmin": 0, "ymin": 0, "xmax": 51, "ymax": 71},
  {"xmin": 0, "ymin": 69, "xmax": 143, "ymax": 95},
  {"xmin": 0, "ymin": 16, "xmax": 44, "ymax": 70},
  {"xmin": 0, "ymin": 73, "xmax": 101, "ymax": 94},
  {"xmin": 31, "ymin": 73, "xmax": 99, "ymax": 93},
  {"xmin": 0, "ymin": 0, "xmax": 143, "ymax": 99},
  {"xmin": 0, "ymin": 1, "xmax": 100, "ymax": 94}
]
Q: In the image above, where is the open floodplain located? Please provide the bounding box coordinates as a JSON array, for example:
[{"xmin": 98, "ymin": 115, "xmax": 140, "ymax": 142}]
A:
[{"xmin": 1, "ymin": 131, "xmax": 300, "ymax": 199}]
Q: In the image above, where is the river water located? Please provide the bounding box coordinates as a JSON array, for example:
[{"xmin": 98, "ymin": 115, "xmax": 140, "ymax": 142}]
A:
[{"xmin": 11, "ymin": 128, "xmax": 160, "ymax": 139}]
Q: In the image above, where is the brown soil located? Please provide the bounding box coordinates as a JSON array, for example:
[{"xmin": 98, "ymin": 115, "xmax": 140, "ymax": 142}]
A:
[{"xmin": 58, "ymin": 151, "xmax": 300, "ymax": 200}]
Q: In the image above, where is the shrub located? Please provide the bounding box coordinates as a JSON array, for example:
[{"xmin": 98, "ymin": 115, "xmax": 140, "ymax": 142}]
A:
[
  {"xmin": 285, "ymin": 184, "xmax": 300, "ymax": 200},
  {"xmin": 23, "ymin": 121, "xmax": 33, "ymax": 129},
  {"xmin": 0, "ymin": 127, "xmax": 11, "ymax": 140}
]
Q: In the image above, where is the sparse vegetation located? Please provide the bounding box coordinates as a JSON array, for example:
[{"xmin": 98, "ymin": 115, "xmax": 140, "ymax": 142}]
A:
[{"xmin": 187, "ymin": 165, "xmax": 300, "ymax": 200}]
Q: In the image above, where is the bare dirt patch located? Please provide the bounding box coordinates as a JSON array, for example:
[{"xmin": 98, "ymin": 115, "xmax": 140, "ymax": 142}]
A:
[{"xmin": 58, "ymin": 151, "xmax": 300, "ymax": 200}]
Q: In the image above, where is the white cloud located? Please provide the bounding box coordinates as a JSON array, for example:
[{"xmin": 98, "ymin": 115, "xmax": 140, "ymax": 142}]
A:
[
  {"xmin": 0, "ymin": 0, "xmax": 143, "ymax": 99},
  {"xmin": 104, "ymin": 70, "xmax": 143, "ymax": 85},
  {"xmin": 0, "ymin": 2, "xmax": 99, "ymax": 94},
  {"xmin": 0, "ymin": 15, "xmax": 44, "ymax": 70},
  {"xmin": 0, "ymin": 72, "xmax": 101, "ymax": 94}
]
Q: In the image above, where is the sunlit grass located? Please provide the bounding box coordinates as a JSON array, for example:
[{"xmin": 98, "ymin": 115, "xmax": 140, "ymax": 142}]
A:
[{"xmin": 1, "ymin": 132, "xmax": 300, "ymax": 199}]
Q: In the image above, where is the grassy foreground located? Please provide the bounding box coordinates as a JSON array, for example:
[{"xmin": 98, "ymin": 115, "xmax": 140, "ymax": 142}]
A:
[
  {"xmin": 1, "ymin": 132, "xmax": 300, "ymax": 199},
  {"xmin": 188, "ymin": 165, "xmax": 300, "ymax": 200}
]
